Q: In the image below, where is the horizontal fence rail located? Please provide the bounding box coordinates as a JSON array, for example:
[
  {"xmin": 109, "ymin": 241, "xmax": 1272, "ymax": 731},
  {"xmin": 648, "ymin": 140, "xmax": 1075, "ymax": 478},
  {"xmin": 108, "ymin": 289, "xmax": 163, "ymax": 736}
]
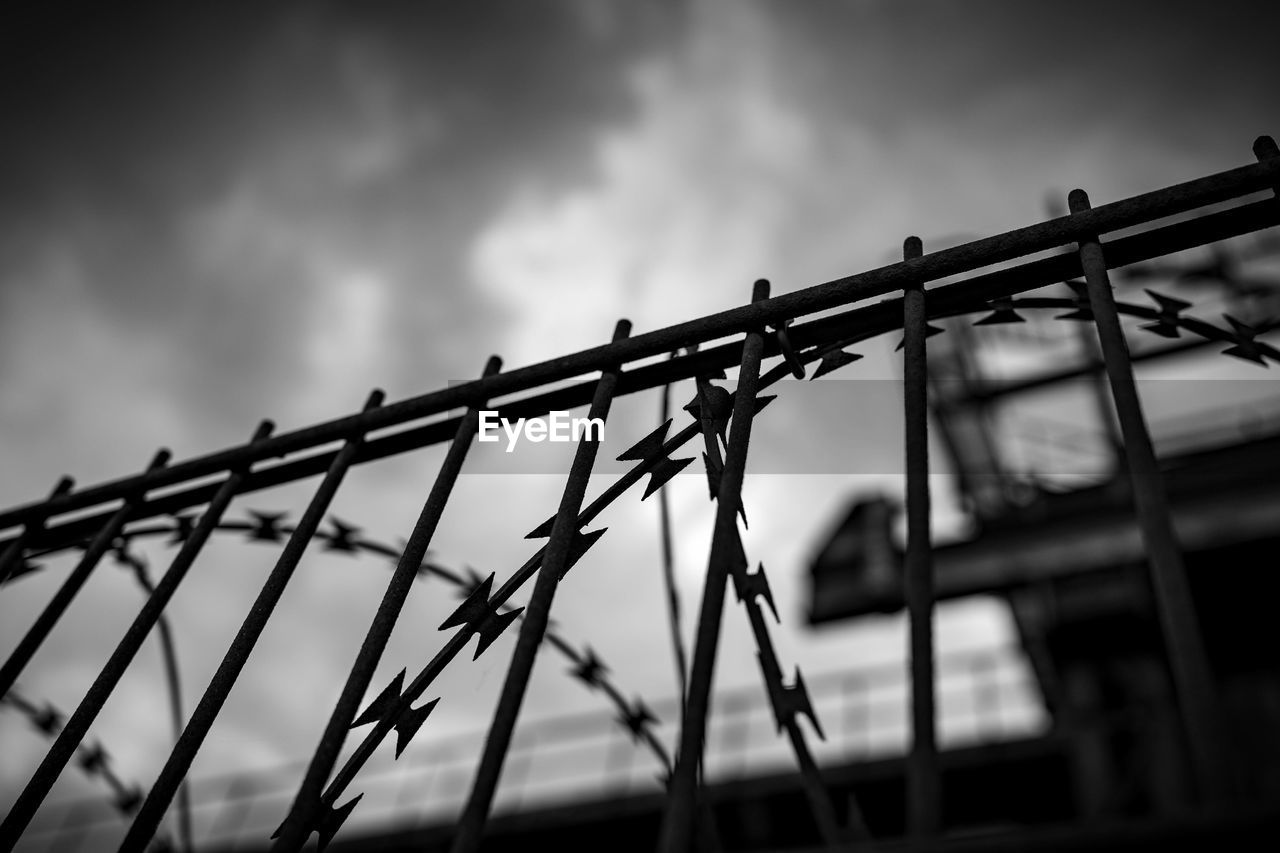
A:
[
  {"xmin": 3, "ymin": 200, "xmax": 1278, "ymax": 559},
  {"xmin": 1, "ymin": 149, "xmax": 1278, "ymax": 542}
]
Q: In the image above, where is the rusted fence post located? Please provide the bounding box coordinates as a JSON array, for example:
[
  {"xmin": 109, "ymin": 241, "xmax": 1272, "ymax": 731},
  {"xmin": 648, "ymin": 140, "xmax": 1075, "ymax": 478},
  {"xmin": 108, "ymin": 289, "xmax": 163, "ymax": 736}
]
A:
[
  {"xmin": 450, "ymin": 320, "xmax": 630, "ymax": 853},
  {"xmin": 903, "ymin": 235, "xmax": 941, "ymax": 837},
  {"xmin": 1069, "ymin": 188, "xmax": 1231, "ymax": 804},
  {"xmin": 272, "ymin": 359, "xmax": 500, "ymax": 852},
  {"xmin": 658, "ymin": 279, "xmax": 770, "ymax": 853}
]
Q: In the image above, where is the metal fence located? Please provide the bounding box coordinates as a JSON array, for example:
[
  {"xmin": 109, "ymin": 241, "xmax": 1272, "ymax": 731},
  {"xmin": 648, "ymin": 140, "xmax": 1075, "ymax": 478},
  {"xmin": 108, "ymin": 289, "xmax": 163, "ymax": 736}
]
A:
[
  {"xmin": 2, "ymin": 135, "xmax": 1278, "ymax": 852},
  {"xmin": 10, "ymin": 643, "xmax": 1044, "ymax": 852}
]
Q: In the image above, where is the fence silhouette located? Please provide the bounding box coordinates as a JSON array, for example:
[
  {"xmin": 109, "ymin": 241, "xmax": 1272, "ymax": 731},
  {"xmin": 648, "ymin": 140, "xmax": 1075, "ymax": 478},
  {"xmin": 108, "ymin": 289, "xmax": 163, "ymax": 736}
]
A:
[
  {"xmin": 2, "ymin": 135, "xmax": 1278, "ymax": 852},
  {"xmin": 9, "ymin": 635, "xmax": 1043, "ymax": 851}
]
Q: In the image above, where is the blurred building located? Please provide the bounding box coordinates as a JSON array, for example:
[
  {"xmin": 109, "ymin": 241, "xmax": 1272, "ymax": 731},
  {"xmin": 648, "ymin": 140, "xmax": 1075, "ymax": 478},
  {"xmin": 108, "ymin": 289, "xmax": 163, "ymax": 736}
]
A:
[{"xmin": 809, "ymin": 239, "xmax": 1280, "ymax": 848}]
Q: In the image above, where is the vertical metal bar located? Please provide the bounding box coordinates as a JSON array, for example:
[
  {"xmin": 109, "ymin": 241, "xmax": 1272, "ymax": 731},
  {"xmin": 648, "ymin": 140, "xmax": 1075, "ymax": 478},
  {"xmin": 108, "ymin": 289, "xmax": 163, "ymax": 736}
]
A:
[
  {"xmin": 1255, "ymin": 135, "xmax": 1279, "ymax": 190},
  {"xmin": 658, "ymin": 374, "xmax": 689, "ymax": 720},
  {"xmin": 658, "ymin": 279, "xmax": 770, "ymax": 853},
  {"xmin": 273, "ymin": 358, "xmax": 500, "ymax": 853},
  {"xmin": 450, "ymin": 321, "xmax": 630, "ymax": 853},
  {"xmin": 0, "ymin": 476, "xmax": 74, "ymax": 588},
  {"xmin": 1069, "ymin": 188, "xmax": 1231, "ymax": 804},
  {"xmin": 118, "ymin": 391, "xmax": 386, "ymax": 852},
  {"xmin": 0, "ymin": 452, "xmax": 169, "ymax": 699},
  {"xmin": 1046, "ymin": 199, "xmax": 1124, "ymax": 471},
  {"xmin": 0, "ymin": 421, "xmax": 275, "ymax": 849},
  {"xmin": 903, "ymin": 235, "xmax": 941, "ymax": 837},
  {"xmin": 118, "ymin": 554, "xmax": 194, "ymax": 853}
]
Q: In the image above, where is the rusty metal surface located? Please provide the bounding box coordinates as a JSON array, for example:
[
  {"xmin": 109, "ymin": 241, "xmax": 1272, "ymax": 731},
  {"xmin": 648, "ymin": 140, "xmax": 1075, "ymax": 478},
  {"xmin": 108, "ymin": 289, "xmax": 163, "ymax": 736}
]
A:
[
  {"xmin": 1070, "ymin": 188, "xmax": 1233, "ymax": 805},
  {"xmin": 658, "ymin": 279, "xmax": 772, "ymax": 853},
  {"xmin": 902, "ymin": 236, "xmax": 940, "ymax": 840},
  {"xmin": 451, "ymin": 321, "xmax": 629, "ymax": 853}
]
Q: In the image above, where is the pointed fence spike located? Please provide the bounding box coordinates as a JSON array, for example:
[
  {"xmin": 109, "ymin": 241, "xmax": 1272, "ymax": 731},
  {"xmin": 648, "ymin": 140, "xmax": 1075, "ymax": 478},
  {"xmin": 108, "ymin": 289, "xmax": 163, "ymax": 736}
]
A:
[
  {"xmin": 1221, "ymin": 314, "xmax": 1269, "ymax": 365},
  {"xmin": 439, "ymin": 573, "xmax": 496, "ymax": 630},
  {"xmin": 733, "ymin": 562, "xmax": 780, "ymax": 623},
  {"xmin": 32, "ymin": 705, "xmax": 62, "ymax": 734},
  {"xmin": 435, "ymin": 570, "xmax": 525, "ymax": 657},
  {"xmin": 560, "ymin": 528, "xmax": 607, "ymax": 579},
  {"xmin": 1146, "ymin": 288, "xmax": 1192, "ymax": 314},
  {"xmin": 618, "ymin": 698, "xmax": 658, "ymax": 743},
  {"xmin": 1139, "ymin": 288, "xmax": 1192, "ymax": 338},
  {"xmin": 456, "ymin": 567, "xmax": 488, "ymax": 599},
  {"xmin": 642, "ymin": 456, "xmax": 695, "ymax": 500},
  {"xmin": 766, "ymin": 664, "xmax": 825, "ymax": 741},
  {"xmin": 393, "ymin": 698, "xmax": 440, "ymax": 758},
  {"xmin": 753, "ymin": 394, "xmax": 777, "ymax": 415},
  {"xmin": 1222, "ymin": 344, "xmax": 1268, "ymax": 365},
  {"xmin": 316, "ymin": 794, "xmax": 363, "ymax": 853},
  {"xmin": 10, "ymin": 555, "xmax": 40, "ymax": 580},
  {"xmin": 569, "ymin": 647, "xmax": 609, "ymax": 688},
  {"xmin": 351, "ymin": 669, "xmax": 406, "ymax": 729},
  {"xmin": 472, "ymin": 607, "xmax": 523, "ymax": 659},
  {"xmin": 168, "ymin": 515, "xmax": 195, "ymax": 544},
  {"xmin": 524, "ymin": 514, "xmax": 557, "ymax": 539},
  {"xmin": 811, "ymin": 349, "xmax": 863, "ymax": 379},
  {"xmin": 1139, "ymin": 321, "xmax": 1183, "ymax": 339},
  {"xmin": 791, "ymin": 668, "xmax": 825, "ymax": 741},
  {"xmin": 115, "ymin": 786, "xmax": 143, "ymax": 815},
  {"xmin": 78, "ymin": 741, "xmax": 107, "ymax": 774},
  {"xmin": 323, "ymin": 518, "xmax": 360, "ymax": 552},
  {"xmin": 1055, "ymin": 307, "xmax": 1094, "ymax": 321},
  {"xmin": 1224, "ymin": 314, "xmax": 1254, "ymax": 336},
  {"xmin": 617, "ymin": 419, "xmax": 673, "ymax": 462},
  {"xmin": 974, "ymin": 298, "xmax": 1026, "ymax": 326},
  {"xmin": 895, "ymin": 324, "xmax": 944, "ymax": 350},
  {"xmin": 701, "ymin": 452, "xmax": 723, "ymax": 500},
  {"xmin": 728, "ymin": 529, "xmax": 748, "ymax": 576},
  {"xmin": 246, "ymin": 510, "xmax": 288, "ymax": 542}
]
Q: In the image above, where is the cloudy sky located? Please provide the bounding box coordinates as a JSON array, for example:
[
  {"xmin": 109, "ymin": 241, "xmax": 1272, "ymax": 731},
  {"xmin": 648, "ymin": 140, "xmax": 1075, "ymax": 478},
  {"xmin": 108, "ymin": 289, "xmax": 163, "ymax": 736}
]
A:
[{"xmin": 2, "ymin": 0, "xmax": 1278, "ymax": 843}]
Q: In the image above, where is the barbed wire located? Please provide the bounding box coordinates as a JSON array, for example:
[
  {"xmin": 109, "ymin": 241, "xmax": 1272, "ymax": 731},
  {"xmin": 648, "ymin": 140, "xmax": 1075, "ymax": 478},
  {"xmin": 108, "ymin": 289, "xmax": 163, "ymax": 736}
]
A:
[
  {"xmin": 10, "ymin": 280, "xmax": 1274, "ymax": 850},
  {"xmin": 0, "ymin": 687, "xmax": 176, "ymax": 852}
]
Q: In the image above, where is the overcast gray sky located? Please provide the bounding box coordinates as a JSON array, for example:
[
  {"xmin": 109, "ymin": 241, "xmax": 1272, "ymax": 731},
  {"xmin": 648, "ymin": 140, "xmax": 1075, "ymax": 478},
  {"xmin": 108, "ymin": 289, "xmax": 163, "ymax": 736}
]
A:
[{"xmin": 2, "ymin": 0, "xmax": 1278, "ymax": 842}]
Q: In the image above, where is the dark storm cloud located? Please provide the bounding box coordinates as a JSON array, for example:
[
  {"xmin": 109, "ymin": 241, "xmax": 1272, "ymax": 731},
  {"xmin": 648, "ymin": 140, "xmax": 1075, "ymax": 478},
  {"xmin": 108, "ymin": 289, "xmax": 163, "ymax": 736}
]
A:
[
  {"xmin": 772, "ymin": 0, "xmax": 1280, "ymax": 160},
  {"xmin": 0, "ymin": 0, "xmax": 682, "ymax": 491},
  {"xmin": 0, "ymin": 1, "xmax": 678, "ymax": 222}
]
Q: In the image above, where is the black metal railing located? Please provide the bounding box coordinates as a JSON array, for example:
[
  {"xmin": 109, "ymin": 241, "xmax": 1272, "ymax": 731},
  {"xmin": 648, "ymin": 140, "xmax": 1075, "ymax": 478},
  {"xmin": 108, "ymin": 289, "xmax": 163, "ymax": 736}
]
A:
[
  {"xmin": 10, "ymin": 644, "xmax": 1044, "ymax": 852},
  {"xmin": 2, "ymin": 136, "xmax": 1277, "ymax": 852}
]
